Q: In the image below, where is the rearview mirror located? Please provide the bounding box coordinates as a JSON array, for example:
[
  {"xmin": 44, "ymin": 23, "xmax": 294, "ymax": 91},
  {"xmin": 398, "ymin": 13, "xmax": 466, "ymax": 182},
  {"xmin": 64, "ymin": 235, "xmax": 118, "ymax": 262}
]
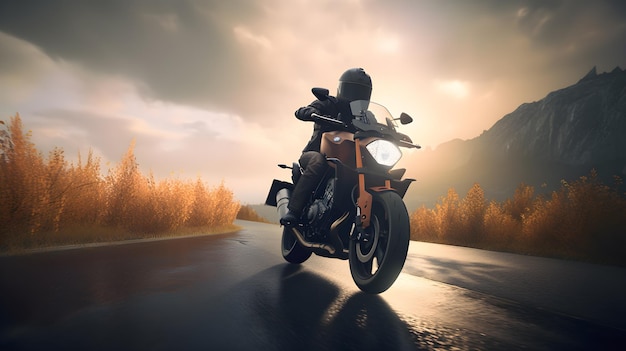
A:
[
  {"xmin": 312, "ymin": 87, "xmax": 330, "ymax": 101},
  {"xmin": 399, "ymin": 112, "xmax": 413, "ymax": 125}
]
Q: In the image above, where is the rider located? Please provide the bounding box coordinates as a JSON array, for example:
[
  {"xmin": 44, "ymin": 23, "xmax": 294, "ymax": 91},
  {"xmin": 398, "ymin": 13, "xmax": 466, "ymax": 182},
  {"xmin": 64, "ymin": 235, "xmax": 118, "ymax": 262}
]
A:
[{"xmin": 280, "ymin": 67, "xmax": 373, "ymax": 226}]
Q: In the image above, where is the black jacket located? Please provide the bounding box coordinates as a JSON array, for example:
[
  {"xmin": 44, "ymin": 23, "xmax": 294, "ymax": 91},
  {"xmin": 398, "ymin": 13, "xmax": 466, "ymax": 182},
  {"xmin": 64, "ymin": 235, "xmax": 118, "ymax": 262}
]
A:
[{"xmin": 295, "ymin": 99, "xmax": 353, "ymax": 153}]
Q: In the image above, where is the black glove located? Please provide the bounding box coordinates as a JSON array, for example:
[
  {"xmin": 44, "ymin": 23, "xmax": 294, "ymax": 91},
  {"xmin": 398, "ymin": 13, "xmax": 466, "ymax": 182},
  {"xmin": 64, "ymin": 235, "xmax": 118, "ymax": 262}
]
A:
[
  {"xmin": 338, "ymin": 112, "xmax": 352, "ymax": 124},
  {"xmin": 295, "ymin": 106, "xmax": 320, "ymax": 121}
]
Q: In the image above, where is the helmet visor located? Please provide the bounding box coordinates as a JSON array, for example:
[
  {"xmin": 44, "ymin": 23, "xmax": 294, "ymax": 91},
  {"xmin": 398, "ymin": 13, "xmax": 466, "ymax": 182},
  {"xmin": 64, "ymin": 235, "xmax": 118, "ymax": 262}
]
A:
[{"xmin": 337, "ymin": 82, "xmax": 372, "ymax": 102}]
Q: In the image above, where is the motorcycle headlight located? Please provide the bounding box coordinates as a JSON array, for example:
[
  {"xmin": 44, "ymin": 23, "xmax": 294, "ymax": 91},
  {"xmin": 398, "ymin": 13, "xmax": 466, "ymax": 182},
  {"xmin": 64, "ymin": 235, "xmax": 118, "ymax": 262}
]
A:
[{"xmin": 365, "ymin": 139, "xmax": 402, "ymax": 167}]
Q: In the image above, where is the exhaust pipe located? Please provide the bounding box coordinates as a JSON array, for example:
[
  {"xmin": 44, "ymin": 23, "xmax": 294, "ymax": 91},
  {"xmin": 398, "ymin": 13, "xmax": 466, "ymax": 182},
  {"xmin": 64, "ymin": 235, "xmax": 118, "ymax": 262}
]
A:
[
  {"xmin": 276, "ymin": 188, "xmax": 291, "ymax": 220},
  {"xmin": 276, "ymin": 187, "xmax": 336, "ymax": 255},
  {"xmin": 291, "ymin": 227, "xmax": 335, "ymax": 255}
]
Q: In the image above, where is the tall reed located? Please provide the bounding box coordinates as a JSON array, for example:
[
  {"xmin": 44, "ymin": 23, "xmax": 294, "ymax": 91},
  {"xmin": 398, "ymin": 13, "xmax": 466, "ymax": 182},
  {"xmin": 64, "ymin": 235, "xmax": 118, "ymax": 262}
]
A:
[
  {"xmin": 0, "ymin": 115, "xmax": 240, "ymax": 251},
  {"xmin": 410, "ymin": 172, "xmax": 626, "ymax": 266}
]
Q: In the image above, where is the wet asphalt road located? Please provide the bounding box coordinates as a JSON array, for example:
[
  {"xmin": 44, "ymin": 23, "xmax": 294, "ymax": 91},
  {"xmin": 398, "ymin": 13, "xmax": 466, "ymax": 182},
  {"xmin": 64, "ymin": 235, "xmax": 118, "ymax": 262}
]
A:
[{"xmin": 1, "ymin": 220, "xmax": 625, "ymax": 350}]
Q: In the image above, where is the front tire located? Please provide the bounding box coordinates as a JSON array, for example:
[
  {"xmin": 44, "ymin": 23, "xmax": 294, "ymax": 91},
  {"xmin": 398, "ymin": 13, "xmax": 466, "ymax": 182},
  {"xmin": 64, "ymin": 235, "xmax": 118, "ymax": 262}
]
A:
[
  {"xmin": 349, "ymin": 191, "xmax": 410, "ymax": 294},
  {"xmin": 281, "ymin": 226, "xmax": 312, "ymax": 264}
]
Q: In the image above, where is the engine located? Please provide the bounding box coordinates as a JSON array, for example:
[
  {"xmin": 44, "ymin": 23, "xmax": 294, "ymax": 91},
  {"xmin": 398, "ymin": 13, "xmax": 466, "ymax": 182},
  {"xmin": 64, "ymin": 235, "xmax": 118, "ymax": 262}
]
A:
[{"xmin": 307, "ymin": 178, "xmax": 335, "ymax": 225}]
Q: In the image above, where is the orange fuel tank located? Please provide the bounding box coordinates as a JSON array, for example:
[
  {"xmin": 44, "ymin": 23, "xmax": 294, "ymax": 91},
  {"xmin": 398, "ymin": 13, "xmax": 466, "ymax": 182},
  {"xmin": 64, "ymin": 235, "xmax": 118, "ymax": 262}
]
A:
[{"xmin": 321, "ymin": 131, "xmax": 357, "ymax": 168}]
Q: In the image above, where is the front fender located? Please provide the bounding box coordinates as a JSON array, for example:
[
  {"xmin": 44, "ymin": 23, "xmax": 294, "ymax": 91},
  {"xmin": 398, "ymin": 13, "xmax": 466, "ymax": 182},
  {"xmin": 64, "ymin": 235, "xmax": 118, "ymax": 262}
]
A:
[
  {"xmin": 389, "ymin": 178, "xmax": 414, "ymax": 198},
  {"xmin": 367, "ymin": 178, "xmax": 414, "ymax": 199}
]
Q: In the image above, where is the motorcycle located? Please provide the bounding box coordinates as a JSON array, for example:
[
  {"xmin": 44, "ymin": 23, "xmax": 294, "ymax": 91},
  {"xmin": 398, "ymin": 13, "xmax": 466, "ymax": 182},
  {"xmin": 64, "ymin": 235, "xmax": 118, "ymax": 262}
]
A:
[{"xmin": 265, "ymin": 87, "xmax": 420, "ymax": 294}]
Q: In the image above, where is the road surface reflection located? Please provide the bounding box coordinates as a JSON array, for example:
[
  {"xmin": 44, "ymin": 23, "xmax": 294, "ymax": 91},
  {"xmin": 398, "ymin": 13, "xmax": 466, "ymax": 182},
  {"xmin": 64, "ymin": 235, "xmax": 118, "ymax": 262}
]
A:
[{"xmin": 202, "ymin": 263, "xmax": 509, "ymax": 350}]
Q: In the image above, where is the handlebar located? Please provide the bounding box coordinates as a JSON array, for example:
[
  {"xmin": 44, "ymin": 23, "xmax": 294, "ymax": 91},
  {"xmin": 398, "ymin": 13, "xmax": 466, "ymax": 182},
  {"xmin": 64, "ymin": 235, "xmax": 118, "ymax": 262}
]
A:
[
  {"xmin": 311, "ymin": 113, "xmax": 345, "ymax": 126},
  {"xmin": 311, "ymin": 114, "xmax": 420, "ymax": 149}
]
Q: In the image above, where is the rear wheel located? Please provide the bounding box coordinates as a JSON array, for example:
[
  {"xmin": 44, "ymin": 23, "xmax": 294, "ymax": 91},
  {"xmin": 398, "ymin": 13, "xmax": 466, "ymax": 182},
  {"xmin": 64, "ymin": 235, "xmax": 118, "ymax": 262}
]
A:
[
  {"xmin": 349, "ymin": 191, "xmax": 410, "ymax": 294},
  {"xmin": 281, "ymin": 226, "xmax": 312, "ymax": 263}
]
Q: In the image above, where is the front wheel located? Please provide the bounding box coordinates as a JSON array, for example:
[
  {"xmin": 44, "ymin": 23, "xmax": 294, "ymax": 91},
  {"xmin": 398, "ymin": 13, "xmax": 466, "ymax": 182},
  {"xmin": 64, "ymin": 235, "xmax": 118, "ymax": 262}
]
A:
[
  {"xmin": 349, "ymin": 191, "xmax": 410, "ymax": 294},
  {"xmin": 281, "ymin": 226, "xmax": 312, "ymax": 264}
]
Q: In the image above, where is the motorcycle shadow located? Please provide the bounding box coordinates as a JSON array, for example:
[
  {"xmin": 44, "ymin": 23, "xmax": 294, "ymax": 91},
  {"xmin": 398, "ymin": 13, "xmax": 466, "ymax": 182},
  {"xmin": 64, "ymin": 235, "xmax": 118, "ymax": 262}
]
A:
[
  {"xmin": 204, "ymin": 263, "xmax": 416, "ymax": 350},
  {"xmin": 279, "ymin": 264, "xmax": 417, "ymax": 349}
]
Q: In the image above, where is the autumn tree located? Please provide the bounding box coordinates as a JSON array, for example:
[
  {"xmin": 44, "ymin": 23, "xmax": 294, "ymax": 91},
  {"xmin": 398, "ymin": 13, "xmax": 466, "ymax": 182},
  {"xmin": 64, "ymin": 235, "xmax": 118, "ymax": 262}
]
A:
[
  {"xmin": 459, "ymin": 183, "xmax": 486, "ymax": 244},
  {"xmin": 0, "ymin": 115, "xmax": 46, "ymax": 235}
]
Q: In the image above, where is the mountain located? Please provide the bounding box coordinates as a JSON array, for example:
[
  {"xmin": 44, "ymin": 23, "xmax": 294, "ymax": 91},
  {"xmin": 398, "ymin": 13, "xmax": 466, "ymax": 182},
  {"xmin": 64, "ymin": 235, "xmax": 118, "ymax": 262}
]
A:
[
  {"xmin": 482, "ymin": 66, "xmax": 626, "ymax": 166},
  {"xmin": 406, "ymin": 66, "xmax": 626, "ymax": 209}
]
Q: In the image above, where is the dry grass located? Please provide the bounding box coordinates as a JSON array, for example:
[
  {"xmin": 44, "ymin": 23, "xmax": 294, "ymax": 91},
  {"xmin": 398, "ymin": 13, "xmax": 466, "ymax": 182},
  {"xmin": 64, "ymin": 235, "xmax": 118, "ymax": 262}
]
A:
[
  {"xmin": 0, "ymin": 115, "xmax": 241, "ymax": 253},
  {"xmin": 410, "ymin": 172, "xmax": 626, "ymax": 266}
]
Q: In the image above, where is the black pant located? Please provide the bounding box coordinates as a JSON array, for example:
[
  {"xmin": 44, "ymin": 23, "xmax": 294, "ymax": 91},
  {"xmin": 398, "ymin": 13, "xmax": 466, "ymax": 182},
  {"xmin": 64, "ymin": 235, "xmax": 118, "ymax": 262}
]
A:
[{"xmin": 287, "ymin": 151, "xmax": 329, "ymax": 214}]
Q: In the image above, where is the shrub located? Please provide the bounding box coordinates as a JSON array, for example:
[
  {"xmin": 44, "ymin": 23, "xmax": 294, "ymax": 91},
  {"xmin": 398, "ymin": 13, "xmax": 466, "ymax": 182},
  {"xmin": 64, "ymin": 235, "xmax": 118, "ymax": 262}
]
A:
[
  {"xmin": 237, "ymin": 205, "xmax": 270, "ymax": 223},
  {"xmin": 410, "ymin": 171, "xmax": 626, "ymax": 266},
  {"xmin": 459, "ymin": 183, "xmax": 486, "ymax": 244},
  {"xmin": 482, "ymin": 200, "xmax": 519, "ymax": 251},
  {"xmin": 409, "ymin": 206, "xmax": 438, "ymax": 242},
  {"xmin": 0, "ymin": 115, "xmax": 241, "ymax": 251}
]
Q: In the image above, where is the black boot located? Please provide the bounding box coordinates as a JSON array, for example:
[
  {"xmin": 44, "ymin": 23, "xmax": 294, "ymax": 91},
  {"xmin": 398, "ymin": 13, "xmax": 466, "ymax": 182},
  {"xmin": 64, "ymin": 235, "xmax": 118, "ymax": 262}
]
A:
[{"xmin": 280, "ymin": 210, "xmax": 301, "ymax": 226}]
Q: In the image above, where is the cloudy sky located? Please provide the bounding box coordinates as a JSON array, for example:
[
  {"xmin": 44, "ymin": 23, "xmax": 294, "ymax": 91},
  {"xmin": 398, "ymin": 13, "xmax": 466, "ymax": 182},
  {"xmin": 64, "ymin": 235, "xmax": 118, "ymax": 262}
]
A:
[{"xmin": 1, "ymin": 0, "xmax": 625, "ymax": 203}]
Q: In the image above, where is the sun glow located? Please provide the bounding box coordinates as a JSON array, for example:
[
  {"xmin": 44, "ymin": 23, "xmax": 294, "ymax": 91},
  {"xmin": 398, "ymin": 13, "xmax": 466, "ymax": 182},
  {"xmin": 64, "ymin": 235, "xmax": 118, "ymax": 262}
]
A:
[{"xmin": 434, "ymin": 80, "xmax": 470, "ymax": 99}]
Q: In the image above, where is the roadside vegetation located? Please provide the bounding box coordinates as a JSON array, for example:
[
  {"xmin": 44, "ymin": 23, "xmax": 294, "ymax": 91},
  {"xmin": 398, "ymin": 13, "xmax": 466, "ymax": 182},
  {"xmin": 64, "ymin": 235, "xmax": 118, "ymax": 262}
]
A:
[
  {"xmin": 4, "ymin": 114, "xmax": 624, "ymax": 266},
  {"xmin": 410, "ymin": 173, "xmax": 626, "ymax": 266},
  {"xmin": 0, "ymin": 115, "xmax": 240, "ymax": 253}
]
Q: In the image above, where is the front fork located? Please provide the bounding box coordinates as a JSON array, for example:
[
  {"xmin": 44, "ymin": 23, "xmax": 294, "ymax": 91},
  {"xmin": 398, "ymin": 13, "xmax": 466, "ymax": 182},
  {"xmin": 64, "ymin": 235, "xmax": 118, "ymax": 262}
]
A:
[
  {"xmin": 355, "ymin": 140, "xmax": 373, "ymax": 230},
  {"xmin": 355, "ymin": 138, "xmax": 395, "ymax": 246},
  {"xmin": 353, "ymin": 139, "xmax": 397, "ymax": 243}
]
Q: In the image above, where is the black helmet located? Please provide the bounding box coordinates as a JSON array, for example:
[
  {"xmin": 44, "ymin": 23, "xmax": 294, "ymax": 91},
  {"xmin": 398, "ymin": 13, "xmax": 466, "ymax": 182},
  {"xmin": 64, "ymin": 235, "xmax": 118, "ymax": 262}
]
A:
[{"xmin": 337, "ymin": 68, "xmax": 372, "ymax": 102}]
